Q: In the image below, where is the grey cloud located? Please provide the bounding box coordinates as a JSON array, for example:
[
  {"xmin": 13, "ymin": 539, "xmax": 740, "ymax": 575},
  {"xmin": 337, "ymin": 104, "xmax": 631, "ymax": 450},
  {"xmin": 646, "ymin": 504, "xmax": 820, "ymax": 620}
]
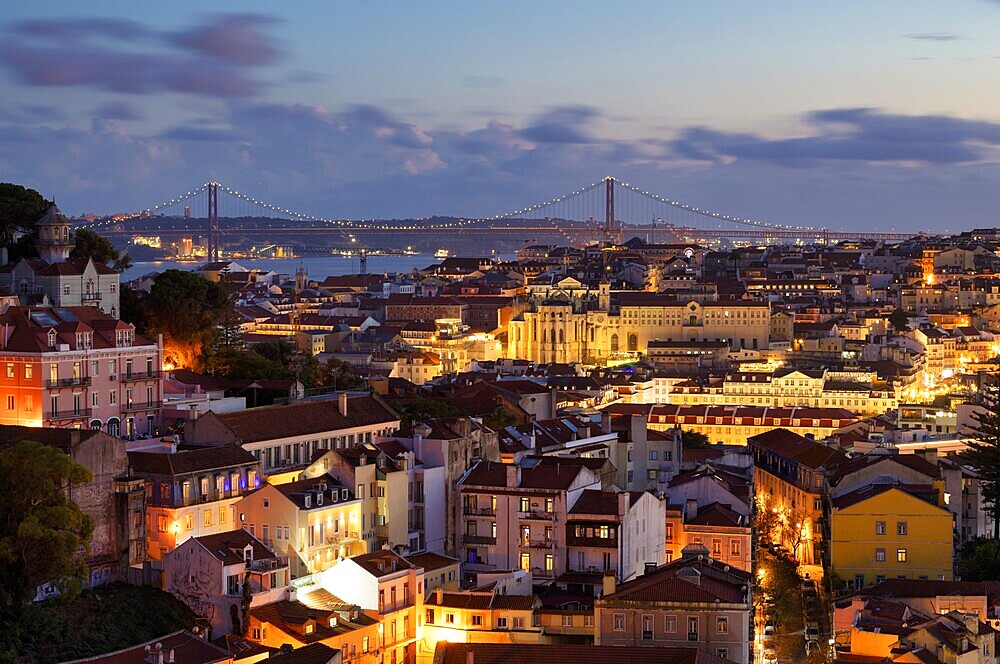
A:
[
  {"xmin": 94, "ymin": 101, "xmax": 144, "ymax": 121},
  {"xmin": 172, "ymin": 14, "xmax": 281, "ymax": 66},
  {"xmin": 520, "ymin": 105, "xmax": 601, "ymax": 144},
  {"xmin": 0, "ymin": 14, "xmax": 281, "ymax": 98},
  {"xmin": 160, "ymin": 125, "xmax": 246, "ymax": 142},
  {"xmin": 905, "ymin": 32, "xmax": 962, "ymax": 41},
  {"xmin": 671, "ymin": 108, "xmax": 1000, "ymax": 166}
]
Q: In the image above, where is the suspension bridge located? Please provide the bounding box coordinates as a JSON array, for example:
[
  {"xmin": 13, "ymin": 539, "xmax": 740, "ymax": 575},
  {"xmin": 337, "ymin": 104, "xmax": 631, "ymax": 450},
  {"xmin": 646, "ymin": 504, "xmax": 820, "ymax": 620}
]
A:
[{"xmin": 78, "ymin": 178, "xmax": 917, "ymax": 260}]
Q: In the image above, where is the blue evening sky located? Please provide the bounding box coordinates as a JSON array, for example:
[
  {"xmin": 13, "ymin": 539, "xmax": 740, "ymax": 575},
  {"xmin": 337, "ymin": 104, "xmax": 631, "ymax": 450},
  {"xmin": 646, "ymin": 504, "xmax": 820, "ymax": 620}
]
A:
[{"xmin": 2, "ymin": 1, "xmax": 1000, "ymax": 231}]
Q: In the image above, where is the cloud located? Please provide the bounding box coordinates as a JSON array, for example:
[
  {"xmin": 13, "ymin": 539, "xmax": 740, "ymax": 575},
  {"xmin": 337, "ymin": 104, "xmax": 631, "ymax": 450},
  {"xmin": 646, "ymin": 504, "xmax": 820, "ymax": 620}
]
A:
[
  {"xmin": 670, "ymin": 108, "xmax": 1000, "ymax": 166},
  {"xmin": 171, "ymin": 14, "xmax": 281, "ymax": 66},
  {"xmin": 904, "ymin": 32, "xmax": 962, "ymax": 41},
  {"xmin": 94, "ymin": 102, "xmax": 144, "ymax": 121},
  {"xmin": 0, "ymin": 14, "xmax": 282, "ymax": 98},
  {"xmin": 520, "ymin": 105, "xmax": 601, "ymax": 144}
]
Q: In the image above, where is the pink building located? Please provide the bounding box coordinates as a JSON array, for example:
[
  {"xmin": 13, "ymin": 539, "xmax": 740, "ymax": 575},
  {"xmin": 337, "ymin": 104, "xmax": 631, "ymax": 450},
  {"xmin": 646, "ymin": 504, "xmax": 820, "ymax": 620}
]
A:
[{"xmin": 0, "ymin": 306, "xmax": 163, "ymax": 437}]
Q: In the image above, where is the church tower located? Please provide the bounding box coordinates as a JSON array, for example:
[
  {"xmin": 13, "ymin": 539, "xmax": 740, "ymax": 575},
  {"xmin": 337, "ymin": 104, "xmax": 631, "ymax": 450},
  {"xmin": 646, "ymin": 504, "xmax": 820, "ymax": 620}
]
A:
[{"xmin": 35, "ymin": 206, "xmax": 73, "ymax": 264}]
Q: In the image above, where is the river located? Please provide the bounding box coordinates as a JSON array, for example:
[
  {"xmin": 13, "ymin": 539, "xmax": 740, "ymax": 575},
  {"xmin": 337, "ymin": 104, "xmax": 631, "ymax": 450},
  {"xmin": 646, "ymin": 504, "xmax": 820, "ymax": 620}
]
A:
[{"xmin": 121, "ymin": 254, "xmax": 444, "ymax": 282}]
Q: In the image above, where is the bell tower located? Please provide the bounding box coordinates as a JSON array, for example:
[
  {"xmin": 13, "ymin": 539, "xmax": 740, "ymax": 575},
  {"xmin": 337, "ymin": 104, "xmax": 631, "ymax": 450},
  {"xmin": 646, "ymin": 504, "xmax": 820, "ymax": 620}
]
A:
[{"xmin": 35, "ymin": 206, "xmax": 73, "ymax": 264}]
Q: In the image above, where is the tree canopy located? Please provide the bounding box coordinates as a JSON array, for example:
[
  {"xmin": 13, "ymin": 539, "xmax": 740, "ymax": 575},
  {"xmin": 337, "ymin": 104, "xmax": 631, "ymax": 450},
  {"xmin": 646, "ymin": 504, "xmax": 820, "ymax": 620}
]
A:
[
  {"xmin": 141, "ymin": 270, "xmax": 232, "ymax": 368},
  {"xmin": 70, "ymin": 228, "xmax": 131, "ymax": 271},
  {"xmin": 0, "ymin": 440, "xmax": 94, "ymax": 606},
  {"xmin": 681, "ymin": 429, "xmax": 711, "ymax": 449},
  {"xmin": 958, "ymin": 537, "xmax": 1000, "ymax": 581},
  {"xmin": 0, "ymin": 183, "xmax": 53, "ymax": 263},
  {"xmin": 888, "ymin": 309, "xmax": 911, "ymax": 332},
  {"xmin": 964, "ymin": 387, "xmax": 1000, "ymax": 538}
]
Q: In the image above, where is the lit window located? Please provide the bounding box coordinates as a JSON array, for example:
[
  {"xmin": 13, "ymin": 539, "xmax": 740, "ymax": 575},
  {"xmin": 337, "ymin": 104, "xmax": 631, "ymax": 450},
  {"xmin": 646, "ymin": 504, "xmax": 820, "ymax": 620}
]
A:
[{"xmin": 897, "ymin": 548, "xmax": 907, "ymax": 563}]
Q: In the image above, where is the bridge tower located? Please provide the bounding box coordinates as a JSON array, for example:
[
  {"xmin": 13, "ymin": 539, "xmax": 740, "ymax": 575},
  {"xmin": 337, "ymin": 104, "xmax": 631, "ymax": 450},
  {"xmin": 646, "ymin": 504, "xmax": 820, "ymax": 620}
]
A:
[
  {"xmin": 604, "ymin": 176, "xmax": 620, "ymax": 245},
  {"xmin": 207, "ymin": 182, "xmax": 220, "ymax": 262}
]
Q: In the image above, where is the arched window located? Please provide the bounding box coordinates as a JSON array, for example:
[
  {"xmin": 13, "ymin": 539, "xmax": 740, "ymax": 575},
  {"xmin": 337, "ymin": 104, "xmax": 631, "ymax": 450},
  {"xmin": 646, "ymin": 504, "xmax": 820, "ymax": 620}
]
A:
[
  {"xmin": 542, "ymin": 329, "xmax": 548, "ymax": 344},
  {"xmin": 610, "ymin": 334, "xmax": 619, "ymax": 352},
  {"xmin": 558, "ymin": 329, "xmax": 564, "ymax": 344},
  {"xmin": 590, "ymin": 328, "xmax": 595, "ymax": 343},
  {"xmin": 89, "ymin": 419, "xmax": 102, "ymax": 431},
  {"xmin": 107, "ymin": 417, "xmax": 120, "ymax": 437},
  {"xmin": 628, "ymin": 334, "xmax": 638, "ymax": 352}
]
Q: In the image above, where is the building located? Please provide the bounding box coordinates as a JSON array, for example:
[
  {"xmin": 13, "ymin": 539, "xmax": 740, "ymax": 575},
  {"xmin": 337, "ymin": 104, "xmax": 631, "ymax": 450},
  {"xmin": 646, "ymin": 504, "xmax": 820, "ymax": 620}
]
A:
[
  {"xmin": 456, "ymin": 457, "xmax": 603, "ymax": 583},
  {"xmin": 248, "ymin": 597, "xmax": 380, "ymax": 662},
  {"xmin": 507, "ymin": 294, "xmax": 771, "ymax": 365},
  {"xmin": 61, "ymin": 630, "xmax": 233, "ymax": 664},
  {"xmin": 235, "ymin": 473, "xmax": 365, "ymax": 577},
  {"xmin": 420, "ymin": 587, "xmax": 543, "ymax": 657},
  {"xmin": 595, "ymin": 550, "xmax": 753, "ymax": 664},
  {"xmin": 299, "ymin": 441, "xmax": 448, "ymax": 555},
  {"xmin": 128, "ymin": 445, "xmax": 262, "ymax": 559},
  {"xmin": 387, "ymin": 418, "xmax": 501, "ymax": 556},
  {"xmin": 162, "ymin": 528, "xmax": 290, "ymax": 636},
  {"xmin": 605, "ymin": 403, "xmax": 859, "ymax": 446},
  {"xmin": 0, "ymin": 305, "xmax": 164, "ymax": 436},
  {"xmin": 0, "ymin": 425, "xmax": 146, "ymax": 588},
  {"xmin": 829, "ymin": 482, "xmax": 954, "ymax": 591},
  {"xmin": 184, "ymin": 393, "xmax": 400, "ymax": 476},
  {"xmin": 748, "ymin": 428, "xmax": 848, "ymax": 565},
  {"xmin": 0, "ymin": 207, "xmax": 121, "ymax": 316},
  {"xmin": 431, "ymin": 643, "xmax": 730, "ymax": 664},
  {"xmin": 563, "ymin": 489, "xmax": 666, "ymax": 593},
  {"xmin": 320, "ymin": 549, "xmax": 425, "ymax": 664}
]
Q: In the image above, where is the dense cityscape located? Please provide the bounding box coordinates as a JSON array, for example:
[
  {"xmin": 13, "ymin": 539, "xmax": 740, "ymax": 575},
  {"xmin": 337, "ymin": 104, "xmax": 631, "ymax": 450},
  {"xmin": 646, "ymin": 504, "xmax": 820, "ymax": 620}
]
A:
[{"xmin": 7, "ymin": 3, "xmax": 1000, "ymax": 664}]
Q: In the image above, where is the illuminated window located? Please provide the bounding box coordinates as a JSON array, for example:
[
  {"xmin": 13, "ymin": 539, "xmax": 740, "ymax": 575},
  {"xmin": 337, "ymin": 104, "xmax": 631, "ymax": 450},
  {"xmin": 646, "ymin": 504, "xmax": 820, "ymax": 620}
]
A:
[{"xmin": 897, "ymin": 548, "xmax": 907, "ymax": 563}]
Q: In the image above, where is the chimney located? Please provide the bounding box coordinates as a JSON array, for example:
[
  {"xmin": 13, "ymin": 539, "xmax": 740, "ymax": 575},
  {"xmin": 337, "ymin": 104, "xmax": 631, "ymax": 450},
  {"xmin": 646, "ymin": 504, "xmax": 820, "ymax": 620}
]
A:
[
  {"xmin": 466, "ymin": 651, "xmax": 475, "ymax": 664},
  {"xmin": 618, "ymin": 491, "xmax": 629, "ymax": 519},
  {"xmin": 602, "ymin": 569, "xmax": 616, "ymax": 597},
  {"xmin": 189, "ymin": 404, "xmax": 198, "ymax": 421},
  {"xmin": 338, "ymin": 391, "xmax": 349, "ymax": 417},
  {"xmin": 436, "ymin": 588, "xmax": 443, "ymax": 605},
  {"xmin": 600, "ymin": 412, "xmax": 612, "ymax": 434},
  {"xmin": 550, "ymin": 386, "xmax": 559, "ymax": 419},
  {"xmin": 685, "ymin": 498, "xmax": 698, "ymax": 522},
  {"xmin": 505, "ymin": 464, "xmax": 520, "ymax": 488}
]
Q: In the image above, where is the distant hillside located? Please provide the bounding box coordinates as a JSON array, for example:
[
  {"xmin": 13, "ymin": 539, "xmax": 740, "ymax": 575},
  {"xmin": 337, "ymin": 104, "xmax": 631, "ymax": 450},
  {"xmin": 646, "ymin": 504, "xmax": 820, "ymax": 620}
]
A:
[{"xmin": 0, "ymin": 583, "xmax": 199, "ymax": 664}]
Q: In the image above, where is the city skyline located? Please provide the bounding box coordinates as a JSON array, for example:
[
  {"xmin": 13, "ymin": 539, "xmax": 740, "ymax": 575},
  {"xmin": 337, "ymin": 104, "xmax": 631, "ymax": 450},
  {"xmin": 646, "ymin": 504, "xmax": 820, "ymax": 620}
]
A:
[{"xmin": 3, "ymin": 2, "xmax": 1000, "ymax": 230}]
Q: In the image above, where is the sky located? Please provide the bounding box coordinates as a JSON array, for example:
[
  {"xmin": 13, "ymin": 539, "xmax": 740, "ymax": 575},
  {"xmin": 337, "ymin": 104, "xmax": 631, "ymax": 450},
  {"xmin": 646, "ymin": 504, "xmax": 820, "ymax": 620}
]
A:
[{"xmin": 2, "ymin": 1, "xmax": 1000, "ymax": 232}]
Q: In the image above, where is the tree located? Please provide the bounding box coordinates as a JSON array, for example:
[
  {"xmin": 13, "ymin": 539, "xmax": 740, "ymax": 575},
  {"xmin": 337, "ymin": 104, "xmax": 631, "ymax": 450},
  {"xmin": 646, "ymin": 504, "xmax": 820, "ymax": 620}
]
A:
[
  {"xmin": 959, "ymin": 537, "xmax": 1000, "ymax": 581},
  {"xmin": 484, "ymin": 406, "xmax": 519, "ymax": 431},
  {"xmin": 888, "ymin": 309, "xmax": 910, "ymax": 333},
  {"xmin": 239, "ymin": 570, "xmax": 252, "ymax": 636},
  {"xmin": 0, "ymin": 440, "xmax": 94, "ymax": 606},
  {"xmin": 0, "ymin": 183, "xmax": 52, "ymax": 263},
  {"xmin": 964, "ymin": 387, "xmax": 1000, "ymax": 538},
  {"xmin": 70, "ymin": 228, "xmax": 131, "ymax": 271},
  {"xmin": 681, "ymin": 429, "xmax": 711, "ymax": 449},
  {"xmin": 142, "ymin": 270, "xmax": 232, "ymax": 370}
]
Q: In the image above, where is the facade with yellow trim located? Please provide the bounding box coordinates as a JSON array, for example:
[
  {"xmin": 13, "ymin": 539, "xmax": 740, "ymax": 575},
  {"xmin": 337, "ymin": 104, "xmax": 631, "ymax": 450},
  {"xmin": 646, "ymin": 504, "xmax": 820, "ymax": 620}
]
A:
[{"xmin": 829, "ymin": 483, "xmax": 953, "ymax": 591}]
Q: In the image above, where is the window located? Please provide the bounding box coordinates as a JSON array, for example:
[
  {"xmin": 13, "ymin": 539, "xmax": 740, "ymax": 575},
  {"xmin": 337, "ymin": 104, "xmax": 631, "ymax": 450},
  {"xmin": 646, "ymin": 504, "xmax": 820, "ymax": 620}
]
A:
[
  {"xmin": 203, "ymin": 511, "xmax": 211, "ymax": 527},
  {"xmin": 471, "ymin": 615, "xmax": 482, "ymax": 626},
  {"xmin": 585, "ymin": 615, "xmax": 594, "ymax": 627},
  {"xmin": 562, "ymin": 615, "xmax": 573, "ymax": 627},
  {"xmin": 665, "ymin": 615, "xmax": 677, "ymax": 633},
  {"xmin": 687, "ymin": 616, "xmax": 699, "ymax": 640},
  {"xmin": 157, "ymin": 515, "xmax": 167, "ymax": 532},
  {"xmin": 716, "ymin": 617, "xmax": 728, "ymax": 634},
  {"xmin": 545, "ymin": 497, "xmax": 554, "ymax": 513},
  {"xmin": 24, "ymin": 364, "xmax": 32, "ymax": 379},
  {"xmin": 512, "ymin": 617, "xmax": 524, "ymax": 629},
  {"xmin": 219, "ymin": 507, "xmax": 228, "ymax": 524},
  {"xmin": 5, "ymin": 364, "xmax": 12, "ymax": 378},
  {"xmin": 520, "ymin": 553, "xmax": 530, "ymax": 572},
  {"xmin": 425, "ymin": 609, "xmax": 435, "ymax": 624},
  {"xmin": 716, "ymin": 649, "xmax": 729, "ymax": 660},
  {"xmin": 446, "ymin": 613, "xmax": 455, "ymax": 624},
  {"xmin": 712, "ymin": 539, "xmax": 722, "ymax": 556},
  {"xmin": 649, "ymin": 451, "xmax": 658, "ymax": 461},
  {"xmin": 666, "ymin": 523, "xmax": 674, "ymax": 542},
  {"xmin": 362, "ymin": 637, "xmax": 369, "ymax": 653},
  {"xmin": 496, "ymin": 617, "xmax": 507, "ymax": 629},
  {"xmin": 613, "ymin": 613, "xmax": 625, "ymax": 631},
  {"xmin": 544, "ymin": 554, "xmax": 553, "ymax": 572},
  {"xmin": 184, "ymin": 513, "xmax": 193, "ymax": 530},
  {"xmin": 731, "ymin": 540, "xmax": 741, "ymax": 557},
  {"xmin": 875, "ymin": 548, "xmax": 886, "ymax": 562},
  {"xmin": 897, "ymin": 548, "xmax": 907, "ymax": 563},
  {"xmin": 897, "ymin": 521, "xmax": 908, "ymax": 536},
  {"xmin": 519, "ymin": 497, "xmax": 530, "ymax": 512},
  {"xmin": 875, "ymin": 521, "xmax": 886, "ymax": 535},
  {"xmin": 642, "ymin": 614, "xmax": 653, "ymax": 639}
]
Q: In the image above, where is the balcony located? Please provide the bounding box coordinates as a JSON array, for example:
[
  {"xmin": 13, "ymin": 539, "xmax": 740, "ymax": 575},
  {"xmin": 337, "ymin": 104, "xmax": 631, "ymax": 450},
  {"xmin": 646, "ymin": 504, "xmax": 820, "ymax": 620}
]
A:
[
  {"xmin": 463, "ymin": 534, "xmax": 497, "ymax": 546},
  {"xmin": 81, "ymin": 292, "xmax": 102, "ymax": 303},
  {"xmin": 247, "ymin": 556, "xmax": 288, "ymax": 573},
  {"xmin": 567, "ymin": 535, "xmax": 618, "ymax": 548},
  {"xmin": 46, "ymin": 376, "xmax": 92, "ymax": 389},
  {"xmin": 519, "ymin": 510, "xmax": 555, "ymax": 521},
  {"xmin": 123, "ymin": 400, "xmax": 163, "ymax": 412},
  {"xmin": 48, "ymin": 408, "xmax": 92, "ymax": 421},
  {"xmin": 463, "ymin": 506, "xmax": 496, "ymax": 517},
  {"xmin": 121, "ymin": 370, "xmax": 163, "ymax": 382},
  {"xmin": 520, "ymin": 539, "xmax": 554, "ymax": 549}
]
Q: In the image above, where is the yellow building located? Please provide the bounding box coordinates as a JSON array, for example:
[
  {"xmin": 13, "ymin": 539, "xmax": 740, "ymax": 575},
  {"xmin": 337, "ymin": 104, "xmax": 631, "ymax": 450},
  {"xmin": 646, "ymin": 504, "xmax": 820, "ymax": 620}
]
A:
[{"xmin": 830, "ymin": 483, "xmax": 953, "ymax": 591}]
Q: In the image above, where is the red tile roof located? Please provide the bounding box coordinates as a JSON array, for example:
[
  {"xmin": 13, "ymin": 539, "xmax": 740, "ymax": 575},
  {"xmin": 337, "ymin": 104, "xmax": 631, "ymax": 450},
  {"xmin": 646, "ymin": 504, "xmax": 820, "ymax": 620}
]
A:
[
  {"xmin": 211, "ymin": 395, "xmax": 398, "ymax": 444},
  {"xmin": 568, "ymin": 489, "xmax": 644, "ymax": 516},
  {"xmin": 350, "ymin": 549, "xmax": 415, "ymax": 577},
  {"xmin": 601, "ymin": 557, "xmax": 751, "ymax": 605},
  {"xmin": 128, "ymin": 445, "xmax": 258, "ymax": 476},
  {"xmin": 62, "ymin": 630, "xmax": 231, "ymax": 664},
  {"xmin": 190, "ymin": 528, "xmax": 277, "ymax": 564}
]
